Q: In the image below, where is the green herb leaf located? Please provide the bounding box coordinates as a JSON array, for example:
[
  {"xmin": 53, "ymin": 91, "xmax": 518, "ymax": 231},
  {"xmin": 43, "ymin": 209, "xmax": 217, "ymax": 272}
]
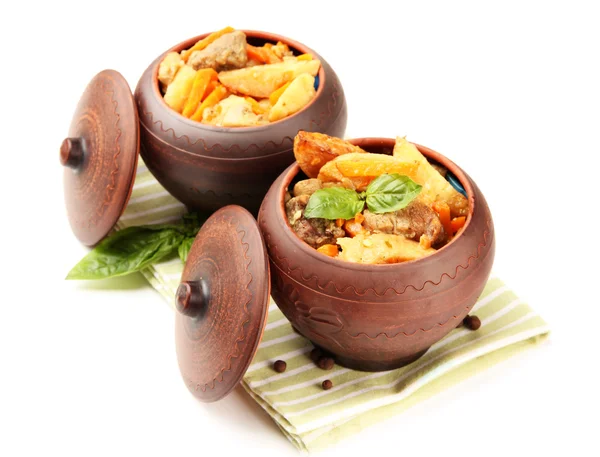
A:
[
  {"xmin": 304, "ymin": 187, "xmax": 365, "ymax": 220},
  {"xmin": 66, "ymin": 225, "xmax": 186, "ymax": 280},
  {"xmin": 178, "ymin": 237, "xmax": 195, "ymax": 263},
  {"xmin": 366, "ymin": 174, "xmax": 422, "ymax": 214}
]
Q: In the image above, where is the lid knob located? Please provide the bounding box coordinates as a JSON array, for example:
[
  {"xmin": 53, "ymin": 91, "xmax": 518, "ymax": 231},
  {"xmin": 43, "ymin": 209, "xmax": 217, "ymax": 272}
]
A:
[
  {"xmin": 60, "ymin": 137, "xmax": 85, "ymax": 169},
  {"xmin": 176, "ymin": 280, "xmax": 208, "ymax": 318}
]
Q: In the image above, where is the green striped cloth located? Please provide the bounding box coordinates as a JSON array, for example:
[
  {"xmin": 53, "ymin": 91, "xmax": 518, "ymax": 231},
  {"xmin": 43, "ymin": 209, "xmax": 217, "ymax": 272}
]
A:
[{"xmin": 118, "ymin": 160, "xmax": 550, "ymax": 452}]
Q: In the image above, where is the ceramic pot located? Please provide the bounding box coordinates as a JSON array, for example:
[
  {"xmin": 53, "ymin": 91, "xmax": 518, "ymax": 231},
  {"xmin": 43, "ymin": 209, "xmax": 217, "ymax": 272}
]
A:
[
  {"xmin": 134, "ymin": 30, "xmax": 347, "ymax": 214},
  {"xmin": 258, "ymin": 138, "xmax": 495, "ymax": 371}
]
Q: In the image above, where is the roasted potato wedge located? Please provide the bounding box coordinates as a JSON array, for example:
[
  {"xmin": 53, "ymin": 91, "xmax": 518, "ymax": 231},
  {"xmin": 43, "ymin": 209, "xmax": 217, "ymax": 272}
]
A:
[
  {"xmin": 294, "ymin": 132, "xmax": 368, "ymax": 179},
  {"xmin": 269, "ymin": 73, "xmax": 316, "ymax": 122},
  {"xmin": 163, "ymin": 65, "xmax": 197, "ymax": 113},
  {"xmin": 158, "ymin": 52, "xmax": 184, "ymax": 90},
  {"xmin": 393, "ymin": 137, "xmax": 468, "ymax": 217},
  {"xmin": 317, "ymin": 153, "xmax": 419, "ymax": 191},
  {"xmin": 218, "ymin": 59, "xmax": 320, "ymax": 98},
  {"xmin": 337, "ymin": 233, "xmax": 435, "ymax": 264}
]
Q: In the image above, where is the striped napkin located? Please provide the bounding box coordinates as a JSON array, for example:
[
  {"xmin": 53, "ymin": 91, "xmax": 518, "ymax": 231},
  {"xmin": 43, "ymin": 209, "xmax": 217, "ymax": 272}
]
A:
[{"xmin": 118, "ymin": 160, "xmax": 550, "ymax": 452}]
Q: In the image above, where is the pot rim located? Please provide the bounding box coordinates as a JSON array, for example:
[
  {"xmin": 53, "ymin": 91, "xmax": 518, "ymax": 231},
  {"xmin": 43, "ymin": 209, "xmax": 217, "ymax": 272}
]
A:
[
  {"xmin": 151, "ymin": 29, "xmax": 326, "ymax": 132},
  {"xmin": 276, "ymin": 137, "xmax": 476, "ymax": 271}
]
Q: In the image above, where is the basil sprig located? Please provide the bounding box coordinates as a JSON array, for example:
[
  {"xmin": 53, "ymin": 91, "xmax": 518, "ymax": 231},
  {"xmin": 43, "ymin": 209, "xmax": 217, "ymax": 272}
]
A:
[
  {"xmin": 304, "ymin": 187, "xmax": 365, "ymax": 220},
  {"xmin": 66, "ymin": 213, "xmax": 205, "ymax": 280},
  {"xmin": 304, "ymin": 174, "xmax": 421, "ymax": 220}
]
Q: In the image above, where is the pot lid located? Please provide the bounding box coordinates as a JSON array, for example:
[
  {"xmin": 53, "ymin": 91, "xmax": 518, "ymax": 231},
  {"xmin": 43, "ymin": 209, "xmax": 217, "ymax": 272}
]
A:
[
  {"xmin": 61, "ymin": 69, "xmax": 139, "ymax": 246},
  {"xmin": 175, "ymin": 205, "xmax": 271, "ymax": 402}
]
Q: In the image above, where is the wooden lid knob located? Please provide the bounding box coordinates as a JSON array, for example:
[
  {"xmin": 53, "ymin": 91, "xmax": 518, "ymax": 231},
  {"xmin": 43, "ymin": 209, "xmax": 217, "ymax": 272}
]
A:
[
  {"xmin": 176, "ymin": 280, "xmax": 208, "ymax": 318},
  {"xmin": 60, "ymin": 137, "xmax": 84, "ymax": 169}
]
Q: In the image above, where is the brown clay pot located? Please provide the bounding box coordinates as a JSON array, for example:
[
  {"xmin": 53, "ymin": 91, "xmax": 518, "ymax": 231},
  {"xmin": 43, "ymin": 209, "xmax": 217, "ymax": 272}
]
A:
[
  {"xmin": 258, "ymin": 138, "xmax": 495, "ymax": 371},
  {"xmin": 134, "ymin": 30, "xmax": 347, "ymax": 215}
]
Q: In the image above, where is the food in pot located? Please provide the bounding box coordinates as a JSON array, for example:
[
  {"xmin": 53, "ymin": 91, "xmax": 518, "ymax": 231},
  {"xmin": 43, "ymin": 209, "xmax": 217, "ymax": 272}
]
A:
[
  {"xmin": 158, "ymin": 27, "xmax": 321, "ymax": 126},
  {"xmin": 286, "ymin": 133, "xmax": 470, "ymax": 264}
]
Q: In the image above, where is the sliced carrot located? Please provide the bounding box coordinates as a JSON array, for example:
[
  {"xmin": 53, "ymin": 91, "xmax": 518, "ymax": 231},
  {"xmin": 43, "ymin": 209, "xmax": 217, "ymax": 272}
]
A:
[
  {"xmin": 296, "ymin": 53, "xmax": 313, "ymax": 61},
  {"xmin": 181, "ymin": 27, "xmax": 235, "ymax": 62},
  {"xmin": 335, "ymin": 218, "xmax": 345, "ymax": 227},
  {"xmin": 244, "ymin": 96, "xmax": 267, "ymax": 114},
  {"xmin": 317, "ymin": 244, "xmax": 339, "ymax": 257},
  {"xmin": 203, "ymin": 80, "xmax": 219, "ymax": 99},
  {"xmin": 246, "ymin": 44, "xmax": 266, "ymax": 63},
  {"xmin": 344, "ymin": 219, "xmax": 366, "ymax": 237},
  {"xmin": 269, "ymin": 81, "xmax": 292, "ymax": 105},
  {"xmin": 432, "ymin": 201, "xmax": 453, "ymax": 237},
  {"xmin": 354, "ymin": 212, "xmax": 365, "ymax": 224},
  {"xmin": 450, "ymin": 216, "xmax": 466, "ymax": 235},
  {"xmin": 246, "ymin": 44, "xmax": 281, "ymax": 64},
  {"xmin": 181, "ymin": 69, "xmax": 218, "ymax": 118},
  {"xmin": 190, "ymin": 85, "xmax": 229, "ymax": 122}
]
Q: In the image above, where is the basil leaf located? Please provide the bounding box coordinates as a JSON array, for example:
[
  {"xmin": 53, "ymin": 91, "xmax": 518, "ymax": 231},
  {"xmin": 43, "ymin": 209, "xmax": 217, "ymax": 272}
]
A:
[
  {"xmin": 181, "ymin": 212, "xmax": 208, "ymax": 237},
  {"xmin": 366, "ymin": 174, "xmax": 422, "ymax": 214},
  {"xmin": 304, "ymin": 187, "xmax": 365, "ymax": 220},
  {"xmin": 178, "ymin": 237, "xmax": 195, "ymax": 263},
  {"xmin": 66, "ymin": 225, "xmax": 185, "ymax": 280}
]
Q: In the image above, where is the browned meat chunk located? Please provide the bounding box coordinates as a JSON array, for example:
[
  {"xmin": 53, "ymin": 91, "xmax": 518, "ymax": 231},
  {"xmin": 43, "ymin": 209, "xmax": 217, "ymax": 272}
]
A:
[
  {"xmin": 362, "ymin": 201, "xmax": 446, "ymax": 247},
  {"xmin": 188, "ymin": 31, "xmax": 248, "ymax": 72},
  {"xmin": 293, "ymin": 179, "xmax": 322, "ymax": 197},
  {"xmin": 286, "ymin": 195, "xmax": 345, "ymax": 249}
]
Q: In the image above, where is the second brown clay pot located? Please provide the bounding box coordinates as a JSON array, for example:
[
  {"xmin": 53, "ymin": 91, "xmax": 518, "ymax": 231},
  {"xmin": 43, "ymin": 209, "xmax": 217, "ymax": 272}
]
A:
[
  {"xmin": 134, "ymin": 30, "xmax": 347, "ymax": 215},
  {"xmin": 258, "ymin": 138, "xmax": 495, "ymax": 371}
]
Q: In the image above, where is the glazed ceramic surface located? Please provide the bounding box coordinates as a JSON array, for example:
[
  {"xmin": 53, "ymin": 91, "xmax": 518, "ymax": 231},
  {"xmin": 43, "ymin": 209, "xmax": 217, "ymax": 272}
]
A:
[
  {"xmin": 135, "ymin": 30, "xmax": 347, "ymax": 215},
  {"xmin": 258, "ymin": 138, "xmax": 495, "ymax": 371}
]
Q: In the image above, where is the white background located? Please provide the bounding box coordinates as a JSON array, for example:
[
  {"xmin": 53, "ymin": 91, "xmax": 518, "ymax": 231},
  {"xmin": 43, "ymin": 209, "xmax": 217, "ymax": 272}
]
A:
[{"xmin": 1, "ymin": 1, "xmax": 599, "ymax": 455}]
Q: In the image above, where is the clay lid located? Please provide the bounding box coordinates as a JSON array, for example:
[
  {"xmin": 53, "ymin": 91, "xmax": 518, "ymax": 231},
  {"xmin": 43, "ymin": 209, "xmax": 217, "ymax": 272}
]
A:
[
  {"xmin": 175, "ymin": 205, "xmax": 270, "ymax": 402},
  {"xmin": 61, "ymin": 69, "xmax": 139, "ymax": 246}
]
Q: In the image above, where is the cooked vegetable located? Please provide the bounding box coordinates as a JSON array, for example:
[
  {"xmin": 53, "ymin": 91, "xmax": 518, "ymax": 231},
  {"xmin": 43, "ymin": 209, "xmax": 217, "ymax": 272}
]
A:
[
  {"xmin": 163, "ymin": 65, "xmax": 197, "ymax": 113},
  {"xmin": 450, "ymin": 216, "xmax": 467, "ymax": 235},
  {"xmin": 432, "ymin": 201, "xmax": 453, "ymax": 238},
  {"xmin": 318, "ymin": 153, "xmax": 419, "ymax": 191},
  {"xmin": 245, "ymin": 96, "xmax": 268, "ymax": 114},
  {"xmin": 287, "ymin": 132, "xmax": 472, "ymax": 265},
  {"xmin": 269, "ymin": 81, "xmax": 291, "ymax": 105},
  {"xmin": 393, "ymin": 137, "xmax": 468, "ymax": 217},
  {"xmin": 297, "ymin": 53, "xmax": 313, "ymax": 61},
  {"xmin": 337, "ymin": 233, "xmax": 436, "ymax": 264},
  {"xmin": 181, "ymin": 69, "xmax": 218, "ymax": 118},
  {"xmin": 190, "ymin": 84, "xmax": 229, "ymax": 122},
  {"xmin": 246, "ymin": 44, "xmax": 281, "ymax": 64},
  {"xmin": 317, "ymin": 244, "xmax": 339, "ymax": 257},
  {"xmin": 293, "ymin": 179, "xmax": 322, "ymax": 197},
  {"xmin": 343, "ymin": 218, "xmax": 366, "ymax": 237},
  {"xmin": 158, "ymin": 52, "xmax": 184, "ymax": 89},
  {"xmin": 294, "ymin": 131, "xmax": 368, "ymax": 179},
  {"xmin": 218, "ymin": 59, "xmax": 320, "ymax": 98},
  {"xmin": 159, "ymin": 28, "xmax": 320, "ymax": 126},
  {"xmin": 181, "ymin": 26, "xmax": 236, "ymax": 62},
  {"xmin": 269, "ymin": 73, "xmax": 316, "ymax": 122},
  {"xmin": 202, "ymin": 94, "xmax": 264, "ymax": 127}
]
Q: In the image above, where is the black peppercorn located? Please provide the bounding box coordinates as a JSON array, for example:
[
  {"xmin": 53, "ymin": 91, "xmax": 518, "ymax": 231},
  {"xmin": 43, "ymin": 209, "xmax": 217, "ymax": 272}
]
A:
[
  {"xmin": 274, "ymin": 360, "xmax": 287, "ymax": 373},
  {"xmin": 463, "ymin": 315, "xmax": 481, "ymax": 331},
  {"xmin": 317, "ymin": 356, "xmax": 335, "ymax": 370}
]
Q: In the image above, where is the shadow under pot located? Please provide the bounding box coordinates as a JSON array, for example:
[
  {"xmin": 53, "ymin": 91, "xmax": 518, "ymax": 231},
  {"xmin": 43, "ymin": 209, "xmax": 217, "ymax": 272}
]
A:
[
  {"xmin": 257, "ymin": 138, "xmax": 496, "ymax": 372},
  {"xmin": 134, "ymin": 30, "xmax": 348, "ymax": 215}
]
